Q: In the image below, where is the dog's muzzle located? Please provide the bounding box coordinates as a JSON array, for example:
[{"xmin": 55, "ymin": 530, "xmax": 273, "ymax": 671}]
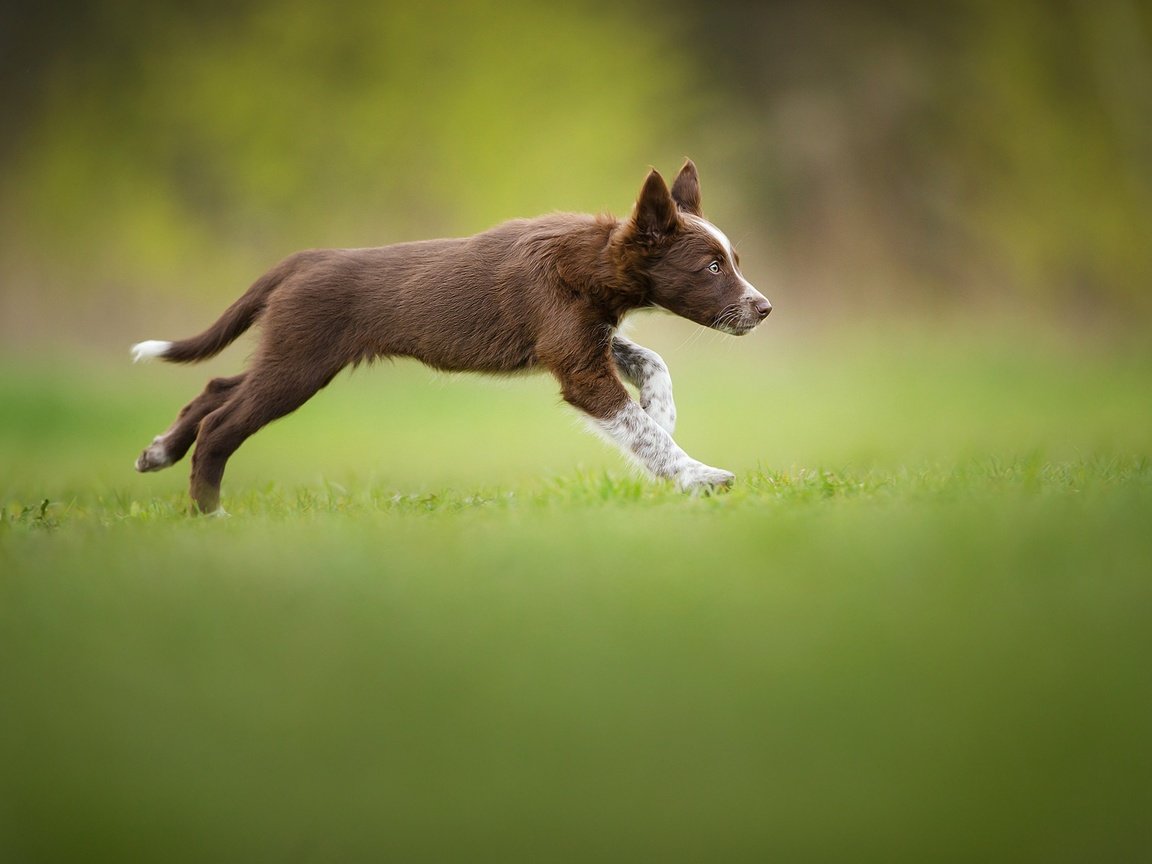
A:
[{"xmin": 716, "ymin": 289, "xmax": 772, "ymax": 335}]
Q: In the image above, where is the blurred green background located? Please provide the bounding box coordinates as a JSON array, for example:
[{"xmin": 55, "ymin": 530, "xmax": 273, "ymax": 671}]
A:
[
  {"xmin": 4, "ymin": 0, "xmax": 1152, "ymax": 343},
  {"xmin": 3, "ymin": 1, "xmax": 1152, "ymax": 862}
]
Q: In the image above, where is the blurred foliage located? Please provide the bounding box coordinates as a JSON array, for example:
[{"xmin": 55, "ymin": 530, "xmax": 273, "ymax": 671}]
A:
[
  {"xmin": 672, "ymin": 0, "xmax": 1152, "ymax": 315},
  {"xmin": 2, "ymin": 0, "xmax": 1151, "ymax": 346},
  {"xmin": 0, "ymin": 0, "xmax": 686, "ymax": 340}
]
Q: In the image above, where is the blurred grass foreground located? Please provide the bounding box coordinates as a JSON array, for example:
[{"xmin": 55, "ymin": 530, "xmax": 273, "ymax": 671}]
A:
[
  {"xmin": 2, "ymin": 1, "xmax": 1152, "ymax": 862},
  {"xmin": 3, "ymin": 328, "xmax": 1151, "ymax": 863}
]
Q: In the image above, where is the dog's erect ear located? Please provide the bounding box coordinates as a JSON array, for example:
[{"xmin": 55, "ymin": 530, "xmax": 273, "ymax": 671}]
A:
[
  {"xmin": 670, "ymin": 159, "xmax": 702, "ymax": 216},
  {"xmin": 632, "ymin": 169, "xmax": 679, "ymax": 241}
]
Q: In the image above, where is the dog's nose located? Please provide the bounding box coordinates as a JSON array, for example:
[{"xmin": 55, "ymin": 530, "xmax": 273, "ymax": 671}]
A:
[{"xmin": 753, "ymin": 297, "xmax": 772, "ymax": 319}]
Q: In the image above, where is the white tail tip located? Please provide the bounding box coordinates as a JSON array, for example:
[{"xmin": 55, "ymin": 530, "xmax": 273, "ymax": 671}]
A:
[{"xmin": 131, "ymin": 340, "xmax": 173, "ymax": 363}]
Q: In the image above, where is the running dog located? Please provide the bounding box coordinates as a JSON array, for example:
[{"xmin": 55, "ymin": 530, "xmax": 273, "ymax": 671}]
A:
[{"xmin": 132, "ymin": 160, "xmax": 771, "ymax": 513}]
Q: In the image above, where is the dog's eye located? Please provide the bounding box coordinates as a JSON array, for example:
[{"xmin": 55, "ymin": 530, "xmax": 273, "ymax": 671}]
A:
[{"xmin": 707, "ymin": 260, "xmax": 721, "ymax": 274}]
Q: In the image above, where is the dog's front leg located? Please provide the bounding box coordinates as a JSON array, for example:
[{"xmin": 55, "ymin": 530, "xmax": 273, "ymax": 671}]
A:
[
  {"xmin": 557, "ymin": 365, "xmax": 732, "ymax": 493},
  {"xmin": 611, "ymin": 336, "xmax": 676, "ymax": 435}
]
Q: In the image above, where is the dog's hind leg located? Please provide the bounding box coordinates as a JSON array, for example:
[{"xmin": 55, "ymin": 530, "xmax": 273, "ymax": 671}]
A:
[
  {"xmin": 611, "ymin": 336, "xmax": 676, "ymax": 435},
  {"xmin": 135, "ymin": 374, "xmax": 247, "ymax": 472},
  {"xmin": 187, "ymin": 364, "xmax": 339, "ymax": 514}
]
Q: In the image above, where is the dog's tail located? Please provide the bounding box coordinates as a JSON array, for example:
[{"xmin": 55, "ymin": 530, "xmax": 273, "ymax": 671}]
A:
[{"xmin": 131, "ymin": 254, "xmax": 302, "ymax": 365}]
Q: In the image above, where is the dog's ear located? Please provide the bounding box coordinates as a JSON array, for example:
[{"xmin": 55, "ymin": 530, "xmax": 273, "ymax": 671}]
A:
[
  {"xmin": 631, "ymin": 169, "xmax": 679, "ymax": 242},
  {"xmin": 670, "ymin": 159, "xmax": 702, "ymax": 216}
]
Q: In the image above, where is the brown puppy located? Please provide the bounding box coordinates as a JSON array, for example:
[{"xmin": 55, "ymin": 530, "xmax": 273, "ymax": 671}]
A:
[{"xmin": 132, "ymin": 161, "xmax": 771, "ymax": 513}]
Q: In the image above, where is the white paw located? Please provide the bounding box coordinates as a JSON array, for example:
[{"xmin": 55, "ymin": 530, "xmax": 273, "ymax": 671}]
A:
[
  {"xmin": 135, "ymin": 436, "xmax": 173, "ymax": 472},
  {"xmin": 675, "ymin": 462, "xmax": 735, "ymax": 494}
]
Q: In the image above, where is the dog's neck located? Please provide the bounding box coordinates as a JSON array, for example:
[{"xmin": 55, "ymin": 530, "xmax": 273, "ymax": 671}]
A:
[{"xmin": 546, "ymin": 215, "xmax": 652, "ymax": 327}]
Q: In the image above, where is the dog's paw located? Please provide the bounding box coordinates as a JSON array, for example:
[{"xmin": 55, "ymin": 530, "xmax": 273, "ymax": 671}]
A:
[
  {"xmin": 675, "ymin": 462, "xmax": 735, "ymax": 494},
  {"xmin": 135, "ymin": 437, "xmax": 172, "ymax": 472}
]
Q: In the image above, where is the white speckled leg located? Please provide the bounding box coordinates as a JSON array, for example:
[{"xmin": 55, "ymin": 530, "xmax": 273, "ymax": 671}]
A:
[
  {"xmin": 595, "ymin": 402, "xmax": 733, "ymax": 493},
  {"xmin": 612, "ymin": 336, "xmax": 677, "ymax": 435}
]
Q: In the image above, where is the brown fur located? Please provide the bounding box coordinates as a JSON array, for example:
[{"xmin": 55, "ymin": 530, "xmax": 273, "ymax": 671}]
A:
[{"xmin": 134, "ymin": 161, "xmax": 769, "ymax": 513}]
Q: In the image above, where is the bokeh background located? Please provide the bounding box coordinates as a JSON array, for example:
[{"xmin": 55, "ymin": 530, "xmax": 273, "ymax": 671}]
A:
[
  {"xmin": 3, "ymin": 3, "xmax": 1152, "ymax": 863},
  {"xmin": 4, "ymin": 0, "xmax": 1151, "ymax": 349}
]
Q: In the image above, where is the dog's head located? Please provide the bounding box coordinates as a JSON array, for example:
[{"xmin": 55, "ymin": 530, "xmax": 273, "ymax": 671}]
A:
[{"xmin": 615, "ymin": 161, "xmax": 771, "ymax": 335}]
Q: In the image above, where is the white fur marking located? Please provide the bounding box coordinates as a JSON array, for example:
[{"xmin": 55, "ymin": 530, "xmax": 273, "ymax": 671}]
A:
[
  {"xmin": 685, "ymin": 214, "xmax": 734, "ymax": 260},
  {"xmin": 612, "ymin": 337, "xmax": 677, "ymax": 434},
  {"xmin": 740, "ymin": 281, "xmax": 767, "ymax": 304},
  {"xmin": 594, "ymin": 402, "xmax": 732, "ymax": 493},
  {"xmin": 131, "ymin": 340, "xmax": 172, "ymax": 363},
  {"xmin": 135, "ymin": 434, "xmax": 173, "ymax": 472},
  {"xmin": 640, "ymin": 367, "xmax": 677, "ymax": 436}
]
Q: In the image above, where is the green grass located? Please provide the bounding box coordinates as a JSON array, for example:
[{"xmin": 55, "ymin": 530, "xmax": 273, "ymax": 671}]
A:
[{"xmin": 2, "ymin": 322, "xmax": 1151, "ymax": 863}]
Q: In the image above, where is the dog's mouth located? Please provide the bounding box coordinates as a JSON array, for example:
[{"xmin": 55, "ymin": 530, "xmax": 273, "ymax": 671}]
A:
[{"xmin": 711, "ymin": 298, "xmax": 772, "ymax": 336}]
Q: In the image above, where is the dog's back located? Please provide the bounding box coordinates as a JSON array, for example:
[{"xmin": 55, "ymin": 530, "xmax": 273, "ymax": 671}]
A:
[{"xmin": 256, "ymin": 213, "xmax": 624, "ymax": 374}]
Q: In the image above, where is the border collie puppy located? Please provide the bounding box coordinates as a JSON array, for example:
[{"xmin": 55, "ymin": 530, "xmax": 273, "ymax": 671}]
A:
[{"xmin": 132, "ymin": 160, "xmax": 771, "ymax": 513}]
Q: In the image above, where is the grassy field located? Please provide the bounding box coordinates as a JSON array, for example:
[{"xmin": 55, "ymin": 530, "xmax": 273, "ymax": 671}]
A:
[{"xmin": 2, "ymin": 320, "xmax": 1151, "ymax": 863}]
